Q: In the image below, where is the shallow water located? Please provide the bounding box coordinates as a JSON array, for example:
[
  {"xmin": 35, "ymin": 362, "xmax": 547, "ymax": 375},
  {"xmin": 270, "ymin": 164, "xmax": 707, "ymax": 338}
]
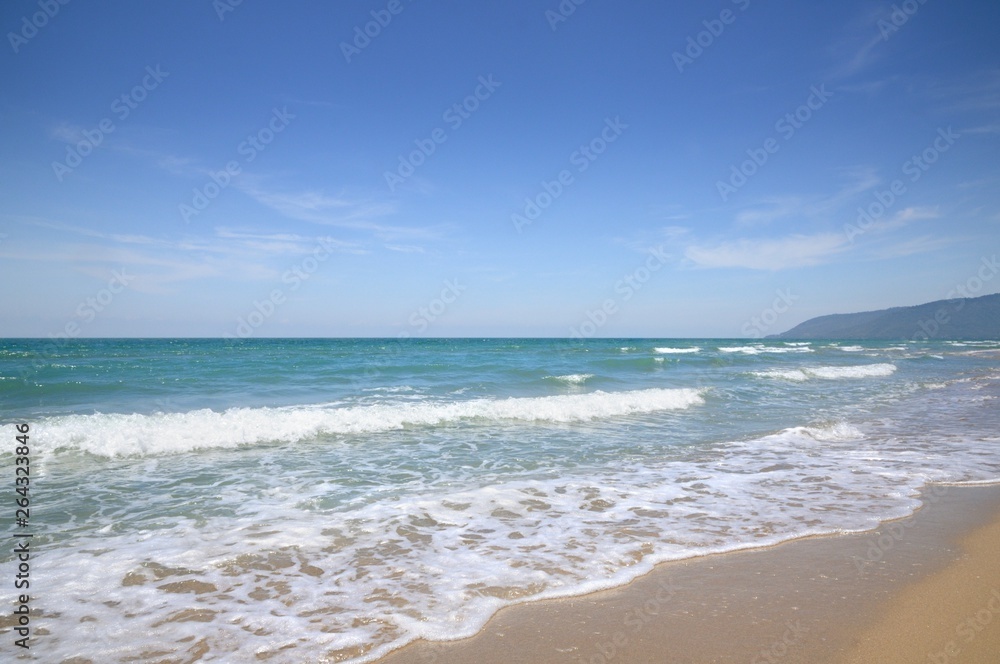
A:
[{"xmin": 1, "ymin": 338, "xmax": 998, "ymax": 662}]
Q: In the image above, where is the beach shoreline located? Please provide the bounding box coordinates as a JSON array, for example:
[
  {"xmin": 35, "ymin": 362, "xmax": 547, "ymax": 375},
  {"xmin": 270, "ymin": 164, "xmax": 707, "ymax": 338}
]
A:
[{"xmin": 377, "ymin": 483, "xmax": 1000, "ymax": 664}]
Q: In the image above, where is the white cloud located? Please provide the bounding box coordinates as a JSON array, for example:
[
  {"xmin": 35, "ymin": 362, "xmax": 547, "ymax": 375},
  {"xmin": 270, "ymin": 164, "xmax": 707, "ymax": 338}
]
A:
[
  {"xmin": 827, "ymin": 6, "xmax": 889, "ymax": 79},
  {"xmin": 927, "ymin": 69, "xmax": 1000, "ymax": 114},
  {"xmin": 50, "ymin": 123, "xmax": 85, "ymax": 143},
  {"xmin": 384, "ymin": 244, "xmax": 425, "ymax": 254},
  {"xmin": 214, "ymin": 228, "xmax": 366, "ymax": 255},
  {"xmin": 237, "ymin": 183, "xmax": 393, "ymax": 228},
  {"xmin": 6, "ymin": 218, "xmax": 369, "ymax": 293},
  {"xmin": 685, "ymin": 233, "xmax": 849, "ymax": 270},
  {"xmin": 963, "ymin": 123, "xmax": 1000, "ymax": 135},
  {"xmin": 884, "ymin": 206, "xmax": 939, "ymax": 226},
  {"xmin": 234, "ymin": 180, "xmax": 455, "ymax": 243},
  {"xmin": 733, "ymin": 168, "xmax": 880, "ymax": 227},
  {"xmin": 874, "ymin": 234, "xmax": 956, "ymax": 259}
]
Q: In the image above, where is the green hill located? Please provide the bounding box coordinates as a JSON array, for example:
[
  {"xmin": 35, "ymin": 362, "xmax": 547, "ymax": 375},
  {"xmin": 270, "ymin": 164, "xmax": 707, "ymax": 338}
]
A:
[{"xmin": 769, "ymin": 293, "xmax": 1000, "ymax": 340}]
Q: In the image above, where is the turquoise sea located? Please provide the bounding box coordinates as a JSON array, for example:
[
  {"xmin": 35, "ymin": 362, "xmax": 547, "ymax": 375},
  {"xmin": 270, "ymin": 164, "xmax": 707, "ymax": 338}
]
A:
[{"xmin": 2, "ymin": 338, "xmax": 999, "ymax": 662}]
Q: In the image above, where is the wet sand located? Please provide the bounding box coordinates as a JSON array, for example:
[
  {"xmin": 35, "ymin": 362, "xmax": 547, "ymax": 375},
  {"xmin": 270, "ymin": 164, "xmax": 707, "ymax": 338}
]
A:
[{"xmin": 376, "ymin": 484, "xmax": 1000, "ymax": 664}]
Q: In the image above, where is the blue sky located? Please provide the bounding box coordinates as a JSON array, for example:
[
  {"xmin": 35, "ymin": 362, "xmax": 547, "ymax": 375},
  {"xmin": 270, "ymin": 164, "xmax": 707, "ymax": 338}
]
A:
[{"xmin": 1, "ymin": 0, "xmax": 998, "ymax": 338}]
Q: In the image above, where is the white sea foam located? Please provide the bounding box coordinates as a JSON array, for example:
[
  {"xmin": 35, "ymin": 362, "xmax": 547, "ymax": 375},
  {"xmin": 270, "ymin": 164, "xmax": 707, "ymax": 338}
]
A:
[
  {"xmin": 719, "ymin": 345, "xmax": 813, "ymax": 355},
  {"xmin": 31, "ymin": 401, "xmax": 1000, "ymax": 664},
  {"xmin": 769, "ymin": 421, "xmax": 865, "ymax": 443},
  {"xmin": 839, "ymin": 345, "xmax": 865, "ymax": 352},
  {"xmin": 32, "ymin": 388, "xmax": 705, "ymax": 458},
  {"xmin": 654, "ymin": 347, "xmax": 700, "ymax": 354},
  {"xmin": 752, "ymin": 363, "xmax": 897, "ymax": 381},
  {"xmin": 15, "ymin": 342, "xmax": 1000, "ymax": 664}
]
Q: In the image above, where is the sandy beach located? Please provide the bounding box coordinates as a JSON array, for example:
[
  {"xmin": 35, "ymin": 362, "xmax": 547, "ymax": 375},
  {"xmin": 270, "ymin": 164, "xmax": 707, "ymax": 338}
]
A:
[{"xmin": 378, "ymin": 484, "xmax": 1000, "ymax": 664}]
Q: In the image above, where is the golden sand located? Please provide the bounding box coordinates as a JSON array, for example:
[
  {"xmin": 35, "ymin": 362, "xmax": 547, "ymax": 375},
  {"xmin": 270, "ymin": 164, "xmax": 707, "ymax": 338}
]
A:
[
  {"xmin": 377, "ymin": 485, "xmax": 1000, "ymax": 663},
  {"xmin": 835, "ymin": 508, "xmax": 1000, "ymax": 664}
]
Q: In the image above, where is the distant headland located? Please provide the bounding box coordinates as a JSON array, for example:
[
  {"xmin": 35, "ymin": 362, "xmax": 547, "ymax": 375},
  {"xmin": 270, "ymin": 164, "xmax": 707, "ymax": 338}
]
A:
[{"xmin": 769, "ymin": 293, "xmax": 1000, "ymax": 340}]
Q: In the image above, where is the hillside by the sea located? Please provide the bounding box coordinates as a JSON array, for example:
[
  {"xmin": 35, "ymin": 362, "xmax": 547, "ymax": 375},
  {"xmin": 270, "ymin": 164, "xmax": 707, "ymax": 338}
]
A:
[{"xmin": 770, "ymin": 293, "xmax": 1000, "ymax": 340}]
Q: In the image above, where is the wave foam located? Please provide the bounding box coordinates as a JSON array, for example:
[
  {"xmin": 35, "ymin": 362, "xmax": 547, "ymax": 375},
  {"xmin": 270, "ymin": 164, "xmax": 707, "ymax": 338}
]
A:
[
  {"xmin": 719, "ymin": 345, "xmax": 813, "ymax": 355},
  {"xmin": 753, "ymin": 363, "xmax": 897, "ymax": 381},
  {"xmin": 654, "ymin": 347, "xmax": 700, "ymax": 354},
  {"xmin": 32, "ymin": 388, "xmax": 705, "ymax": 458}
]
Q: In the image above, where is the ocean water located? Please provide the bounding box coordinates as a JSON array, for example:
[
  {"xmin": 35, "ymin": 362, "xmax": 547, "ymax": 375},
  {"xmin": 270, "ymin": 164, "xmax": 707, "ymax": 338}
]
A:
[{"xmin": 2, "ymin": 338, "xmax": 999, "ymax": 662}]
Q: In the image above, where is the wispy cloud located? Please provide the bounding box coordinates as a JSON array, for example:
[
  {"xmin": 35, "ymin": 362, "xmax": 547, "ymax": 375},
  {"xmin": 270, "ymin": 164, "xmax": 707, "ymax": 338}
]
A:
[
  {"xmin": 962, "ymin": 123, "xmax": 1000, "ymax": 135},
  {"xmin": 28, "ymin": 218, "xmax": 367, "ymax": 258},
  {"xmin": 238, "ymin": 182, "xmax": 384, "ymax": 226},
  {"xmin": 50, "ymin": 123, "xmax": 86, "ymax": 143},
  {"xmin": 384, "ymin": 244, "xmax": 425, "ymax": 254},
  {"xmin": 685, "ymin": 195, "xmax": 943, "ymax": 271},
  {"xmin": 874, "ymin": 234, "xmax": 958, "ymax": 259},
  {"xmin": 734, "ymin": 167, "xmax": 880, "ymax": 227},
  {"xmin": 882, "ymin": 205, "xmax": 940, "ymax": 228},
  {"xmin": 0, "ymin": 242, "xmax": 239, "ymax": 294},
  {"xmin": 236, "ymin": 179, "xmax": 452, "ymax": 242},
  {"xmin": 130, "ymin": 142, "xmax": 448, "ymax": 244},
  {"xmin": 685, "ymin": 233, "xmax": 849, "ymax": 270},
  {"xmin": 827, "ymin": 5, "xmax": 890, "ymax": 79},
  {"xmin": 155, "ymin": 154, "xmax": 204, "ymax": 177},
  {"xmin": 926, "ymin": 68, "xmax": 1000, "ymax": 114},
  {"xmin": 214, "ymin": 228, "xmax": 367, "ymax": 255},
  {"xmin": 6, "ymin": 218, "xmax": 366, "ymax": 293}
]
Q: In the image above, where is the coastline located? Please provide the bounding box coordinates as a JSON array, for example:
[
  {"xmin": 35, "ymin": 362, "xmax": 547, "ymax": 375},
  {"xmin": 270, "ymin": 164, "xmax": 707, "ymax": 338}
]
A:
[{"xmin": 377, "ymin": 483, "xmax": 1000, "ymax": 663}]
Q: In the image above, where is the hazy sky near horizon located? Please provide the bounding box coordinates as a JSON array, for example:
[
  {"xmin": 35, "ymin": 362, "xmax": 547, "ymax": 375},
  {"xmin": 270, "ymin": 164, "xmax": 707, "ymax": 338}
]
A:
[{"xmin": 2, "ymin": 0, "xmax": 999, "ymax": 338}]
